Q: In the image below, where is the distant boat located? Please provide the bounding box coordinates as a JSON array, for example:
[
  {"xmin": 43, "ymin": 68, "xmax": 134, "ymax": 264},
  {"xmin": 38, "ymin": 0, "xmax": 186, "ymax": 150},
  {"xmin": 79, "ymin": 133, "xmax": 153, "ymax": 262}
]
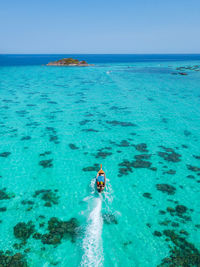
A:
[{"xmin": 96, "ymin": 164, "xmax": 106, "ymax": 192}]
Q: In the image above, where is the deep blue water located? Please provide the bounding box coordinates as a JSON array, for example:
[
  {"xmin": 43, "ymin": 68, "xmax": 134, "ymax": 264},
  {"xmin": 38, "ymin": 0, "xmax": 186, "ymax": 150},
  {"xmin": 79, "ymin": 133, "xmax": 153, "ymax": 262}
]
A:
[{"xmin": 0, "ymin": 54, "xmax": 200, "ymax": 66}]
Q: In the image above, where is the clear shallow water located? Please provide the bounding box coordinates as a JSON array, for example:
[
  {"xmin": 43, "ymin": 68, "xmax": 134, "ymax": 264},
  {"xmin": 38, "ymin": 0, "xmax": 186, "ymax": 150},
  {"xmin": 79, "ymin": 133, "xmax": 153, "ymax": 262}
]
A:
[{"xmin": 0, "ymin": 56, "xmax": 200, "ymax": 266}]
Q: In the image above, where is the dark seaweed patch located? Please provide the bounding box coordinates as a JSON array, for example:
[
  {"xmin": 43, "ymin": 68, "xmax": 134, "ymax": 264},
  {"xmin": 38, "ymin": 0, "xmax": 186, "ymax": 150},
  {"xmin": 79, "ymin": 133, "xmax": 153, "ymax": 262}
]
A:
[{"xmin": 39, "ymin": 159, "xmax": 53, "ymax": 168}]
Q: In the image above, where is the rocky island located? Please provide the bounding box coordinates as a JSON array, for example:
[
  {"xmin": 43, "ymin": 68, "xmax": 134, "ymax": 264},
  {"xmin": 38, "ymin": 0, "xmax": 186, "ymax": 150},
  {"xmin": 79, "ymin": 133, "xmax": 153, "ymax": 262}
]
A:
[{"xmin": 47, "ymin": 58, "xmax": 93, "ymax": 66}]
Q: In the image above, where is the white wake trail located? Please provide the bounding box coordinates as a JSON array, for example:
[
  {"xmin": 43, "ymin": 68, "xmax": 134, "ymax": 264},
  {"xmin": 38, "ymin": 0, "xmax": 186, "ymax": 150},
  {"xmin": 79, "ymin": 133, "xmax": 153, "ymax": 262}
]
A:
[{"xmin": 81, "ymin": 195, "xmax": 104, "ymax": 267}]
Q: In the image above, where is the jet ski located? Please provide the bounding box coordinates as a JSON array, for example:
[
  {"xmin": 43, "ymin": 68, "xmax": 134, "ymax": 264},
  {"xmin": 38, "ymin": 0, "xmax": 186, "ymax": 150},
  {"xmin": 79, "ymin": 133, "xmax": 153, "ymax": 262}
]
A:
[{"xmin": 96, "ymin": 164, "xmax": 106, "ymax": 192}]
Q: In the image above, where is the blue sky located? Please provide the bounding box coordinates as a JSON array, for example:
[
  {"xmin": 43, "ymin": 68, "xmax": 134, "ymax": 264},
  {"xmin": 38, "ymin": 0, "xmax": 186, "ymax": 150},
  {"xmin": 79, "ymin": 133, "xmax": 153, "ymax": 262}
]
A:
[{"xmin": 1, "ymin": 0, "xmax": 200, "ymax": 54}]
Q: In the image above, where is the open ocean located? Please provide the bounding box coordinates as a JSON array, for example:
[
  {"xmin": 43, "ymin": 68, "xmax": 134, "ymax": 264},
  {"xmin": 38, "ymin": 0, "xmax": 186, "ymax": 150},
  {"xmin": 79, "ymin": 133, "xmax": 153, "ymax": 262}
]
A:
[{"xmin": 0, "ymin": 54, "xmax": 200, "ymax": 267}]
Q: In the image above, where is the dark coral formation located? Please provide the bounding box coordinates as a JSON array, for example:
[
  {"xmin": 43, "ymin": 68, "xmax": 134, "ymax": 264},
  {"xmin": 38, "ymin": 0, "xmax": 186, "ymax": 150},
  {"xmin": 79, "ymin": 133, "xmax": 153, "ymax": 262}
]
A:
[
  {"xmin": 133, "ymin": 143, "xmax": 148, "ymax": 152},
  {"xmin": 79, "ymin": 120, "xmax": 90, "ymax": 125},
  {"xmin": 39, "ymin": 159, "xmax": 53, "ymax": 168},
  {"xmin": 158, "ymin": 230, "xmax": 200, "ymax": 266},
  {"xmin": 82, "ymin": 128, "xmax": 99, "ymax": 132},
  {"xmin": 39, "ymin": 151, "xmax": 52, "ymax": 157},
  {"xmin": 0, "ymin": 152, "xmax": 11, "ymax": 158},
  {"xmin": 33, "ymin": 189, "xmax": 59, "ymax": 207},
  {"xmin": 0, "ymin": 188, "xmax": 15, "ymax": 200},
  {"xmin": 69, "ymin": 143, "xmax": 79, "ymax": 150},
  {"xmin": 118, "ymin": 157, "xmax": 152, "ymax": 177},
  {"xmin": 45, "ymin": 127, "xmax": 59, "ymax": 144},
  {"xmin": 158, "ymin": 146, "xmax": 181, "ymax": 162},
  {"xmin": 0, "ymin": 252, "xmax": 27, "ymax": 267},
  {"xmin": 82, "ymin": 164, "xmax": 99, "ymax": 172},
  {"xmin": 156, "ymin": 184, "xmax": 176, "ymax": 195},
  {"xmin": 94, "ymin": 148, "xmax": 112, "ymax": 159},
  {"xmin": 21, "ymin": 136, "xmax": 31, "ymax": 141},
  {"xmin": 187, "ymin": 165, "xmax": 200, "ymax": 172},
  {"xmin": 143, "ymin": 193, "xmax": 152, "ymax": 199},
  {"xmin": 41, "ymin": 217, "xmax": 79, "ymax": 244},
  {"xmin": 102, "ymin": 213, "xmax": 118, "ymax": 224},
  {"xmin": 106, "ymin": 120, "xmax": 136, "ymax": 127},
  {"xmin": 163, "ymin": 169, "xmax": 176, "ymax": 175},
  {"xmin": 14, "ymin": 221, "xmax": 35, "ymax": 240},
  {"xmin": 117, "ymin": 140, "xmax": 130, "ymax": 147}
]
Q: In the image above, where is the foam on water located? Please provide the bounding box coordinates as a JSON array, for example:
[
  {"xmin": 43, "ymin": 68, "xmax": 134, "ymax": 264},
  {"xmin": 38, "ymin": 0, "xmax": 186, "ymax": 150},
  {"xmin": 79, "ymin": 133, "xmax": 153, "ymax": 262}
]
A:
[{"xmin": 81, "ymin": 195, "xmax": 104, "ymax": 267}]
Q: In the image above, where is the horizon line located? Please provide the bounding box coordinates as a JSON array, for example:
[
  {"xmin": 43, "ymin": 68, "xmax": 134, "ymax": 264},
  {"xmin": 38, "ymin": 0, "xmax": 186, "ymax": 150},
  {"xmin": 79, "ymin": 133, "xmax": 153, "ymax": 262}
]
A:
[{"xmin": 1, "ymin": 53, "xmax": 200, "ymax": 55}]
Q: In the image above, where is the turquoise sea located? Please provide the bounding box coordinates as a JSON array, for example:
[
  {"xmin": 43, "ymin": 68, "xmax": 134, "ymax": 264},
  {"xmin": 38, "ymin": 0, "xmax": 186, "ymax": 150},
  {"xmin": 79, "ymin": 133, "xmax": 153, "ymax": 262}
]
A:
[{"xmin": 0, "ymin": 55, "xmax": 200, "ymax": 267}]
